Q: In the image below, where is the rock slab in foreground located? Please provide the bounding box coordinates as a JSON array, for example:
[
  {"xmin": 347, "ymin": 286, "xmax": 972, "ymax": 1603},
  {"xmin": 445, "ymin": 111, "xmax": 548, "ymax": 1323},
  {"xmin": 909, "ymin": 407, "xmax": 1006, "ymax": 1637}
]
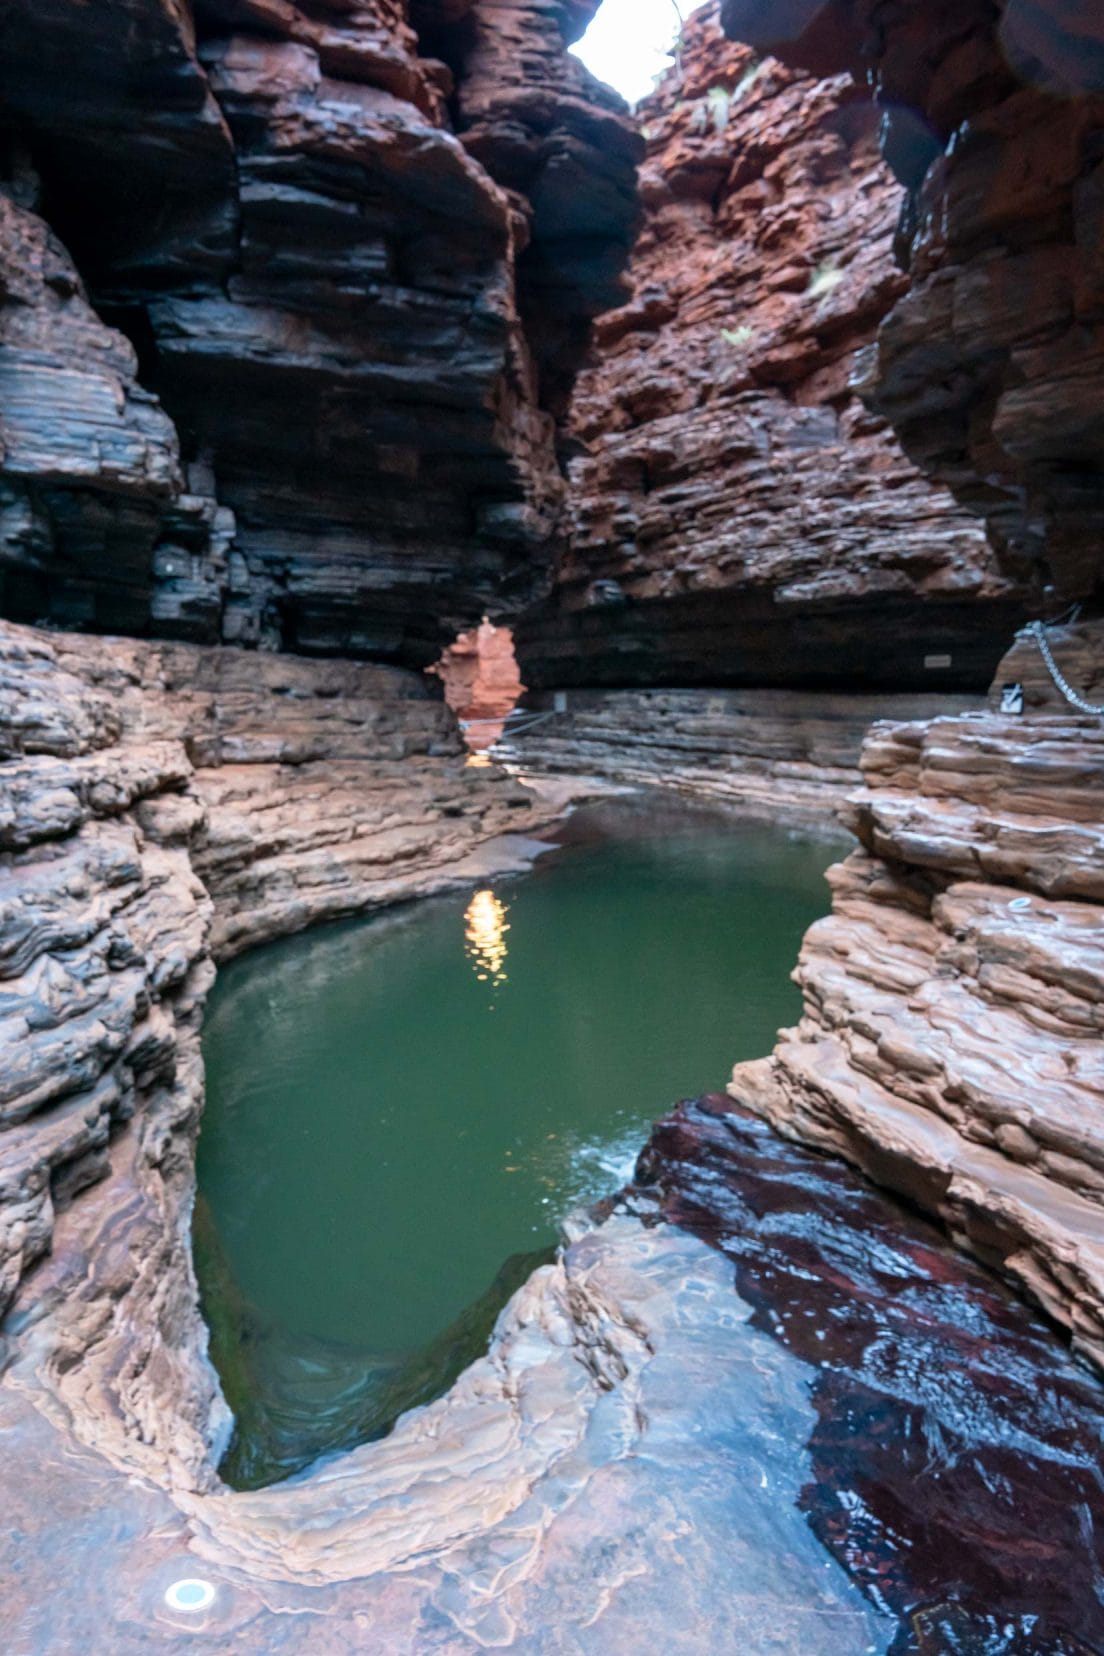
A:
[{"xmin": 0, "ymin": 1216, "xmax": 891, "ymax": 1653}]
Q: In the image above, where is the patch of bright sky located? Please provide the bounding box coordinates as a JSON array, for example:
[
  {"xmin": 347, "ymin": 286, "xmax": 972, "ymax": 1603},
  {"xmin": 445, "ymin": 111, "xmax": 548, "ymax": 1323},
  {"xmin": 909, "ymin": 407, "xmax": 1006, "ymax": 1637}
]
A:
[{"xmin": 571, "ymin": 0, "xmax": 711, "ymax": 107}]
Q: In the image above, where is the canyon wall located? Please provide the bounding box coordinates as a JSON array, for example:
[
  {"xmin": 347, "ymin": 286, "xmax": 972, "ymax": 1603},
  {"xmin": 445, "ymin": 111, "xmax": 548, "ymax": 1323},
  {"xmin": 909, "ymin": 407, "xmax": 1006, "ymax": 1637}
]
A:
[
  {"xmin": 731, "ymin": 618, "xmax": 1104, "ymax": 1367},
  {"xmin": 0, "ymin": 614, "xmax": 559, "ymax": 1485},
  {"xmin": 720, "ymin": 0, "xmax": 1104, "ymax": 609},
  {"xmin": 706, "ymin": 0, "xmax": 1104, "ymax": 1366},
  {"xmin": 515, "ymin": 3, "xmax": 1026, "ymax": 696},
  {"xmin": 0, "ymin": 0, "xmax": 640, "ymax": 664},
  {"xmin": 502, "ymin": 685, "xmax": 978, "ymax": 825},
  {"xmin": 1, "ymin": 0, "xmax": 1103, "ymax": 1642}
]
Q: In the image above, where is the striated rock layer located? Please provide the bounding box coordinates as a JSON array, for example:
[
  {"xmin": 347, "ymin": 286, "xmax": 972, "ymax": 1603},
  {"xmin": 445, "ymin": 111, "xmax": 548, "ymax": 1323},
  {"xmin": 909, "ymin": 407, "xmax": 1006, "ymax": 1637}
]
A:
[
  {"xmin": 0, "ymin": 188, "xmax": 234, "ymax": 641},
  {"xmin": 502, "ymin": 685, "xmax": 982, "ymax": 827},
  {"xmin": 730, "ymin": 618, "xmax": 1104, "ymax": 1370},
  {"xmin": 0, "ymin": 612, "xmax": 561, "ymax": 1479},
  {"xmin": 517, "ymin": 3, "xmax": 1025, "ymax": 694},
  {"xmin": 720, "ymin": 0, "xmax": 1104, "ymax": 608},
  {"xmin": 0, "ymin": 1, "xmax": 640, "ymax": 662}
]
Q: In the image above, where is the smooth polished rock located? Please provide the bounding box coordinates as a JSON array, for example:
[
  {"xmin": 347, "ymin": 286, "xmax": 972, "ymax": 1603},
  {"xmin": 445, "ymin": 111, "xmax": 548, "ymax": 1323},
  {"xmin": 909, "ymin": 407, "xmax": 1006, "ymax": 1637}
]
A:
[
  {"xmin": 638, "ymin": 1094, "xmax": 1104, "ymax": 1654},
  {"xmin": 0, "ymin": 1212, "xmax": 895, "ymax": 1653}
]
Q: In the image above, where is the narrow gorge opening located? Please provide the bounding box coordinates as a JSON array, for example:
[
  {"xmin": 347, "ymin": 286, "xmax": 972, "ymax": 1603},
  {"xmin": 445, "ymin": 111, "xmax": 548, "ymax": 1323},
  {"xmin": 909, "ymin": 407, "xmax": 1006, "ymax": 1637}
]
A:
[
  {"xmin": 429, "ymin": 620, "xmax": 525, "ymax": 751},
  {"xmin": 194, "ymin": 800, "xmax": 837, "ymax": 1486}
]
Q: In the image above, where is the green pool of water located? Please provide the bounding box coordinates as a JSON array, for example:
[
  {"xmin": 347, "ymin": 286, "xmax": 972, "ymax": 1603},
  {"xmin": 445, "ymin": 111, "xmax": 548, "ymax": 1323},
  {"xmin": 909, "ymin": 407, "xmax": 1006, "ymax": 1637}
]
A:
[{"xmin": 196, "ymin": 799, "xmax": 838, "ymax": 1487}]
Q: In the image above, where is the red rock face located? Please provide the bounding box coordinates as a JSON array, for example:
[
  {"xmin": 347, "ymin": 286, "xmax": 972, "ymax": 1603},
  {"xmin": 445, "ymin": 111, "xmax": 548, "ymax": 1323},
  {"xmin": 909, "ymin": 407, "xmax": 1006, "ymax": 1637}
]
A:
[
  {"xmin": 430, "ymin": 620, "xmax": 524, "ymax": 748},
  {"xmin": 720, "ymin": 0, "xmax": 1104, "ymax": 608},
  {"xmin": 516, "ymin": 3, "xmax": 1025, "ymax": 694},
  {"xmin": 0, "ymin": 0, "xmax": 640, "ymax": 664}
]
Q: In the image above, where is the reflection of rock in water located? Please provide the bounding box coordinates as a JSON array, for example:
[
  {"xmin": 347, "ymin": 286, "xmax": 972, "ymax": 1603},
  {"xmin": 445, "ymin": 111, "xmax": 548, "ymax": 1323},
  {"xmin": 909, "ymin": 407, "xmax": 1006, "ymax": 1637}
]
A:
[
  {"xmin": 196, "ymin": 1195, "xmax": 550, "ymax": 1488},
  {"xmin": 637, "ymin": 1095, "xmax": 1104, "ymax": 1654}
]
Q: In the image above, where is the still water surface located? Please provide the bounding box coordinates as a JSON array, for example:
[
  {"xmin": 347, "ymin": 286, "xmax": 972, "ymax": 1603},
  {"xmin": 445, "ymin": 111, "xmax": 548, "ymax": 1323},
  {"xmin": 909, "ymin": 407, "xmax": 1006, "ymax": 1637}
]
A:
[{"xmin": 196, "ymin": 801, "xmax": 837, "ymax": 1486}]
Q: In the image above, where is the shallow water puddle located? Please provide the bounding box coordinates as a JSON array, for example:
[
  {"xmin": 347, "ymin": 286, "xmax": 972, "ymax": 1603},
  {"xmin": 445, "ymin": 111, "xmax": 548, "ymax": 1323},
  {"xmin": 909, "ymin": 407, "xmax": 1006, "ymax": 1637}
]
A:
[{"xmin": 196, "ymin": 800, "xmax": 836, "ymax": 1486}]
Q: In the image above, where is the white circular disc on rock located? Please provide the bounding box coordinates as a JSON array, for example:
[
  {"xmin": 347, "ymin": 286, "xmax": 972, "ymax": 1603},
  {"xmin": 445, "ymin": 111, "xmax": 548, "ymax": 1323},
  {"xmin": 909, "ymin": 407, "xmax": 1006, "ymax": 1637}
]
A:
[{"xmin": 164, "ymin": 1578, "xmax": 217, "ymax": 1613}]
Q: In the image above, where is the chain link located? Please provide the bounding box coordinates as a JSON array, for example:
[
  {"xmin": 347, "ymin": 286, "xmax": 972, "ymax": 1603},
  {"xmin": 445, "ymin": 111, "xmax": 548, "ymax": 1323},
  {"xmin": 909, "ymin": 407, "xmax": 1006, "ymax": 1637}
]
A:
[{"xmin": 1028, "ymin": 621, "xmax": 1104, "ymax": 716}]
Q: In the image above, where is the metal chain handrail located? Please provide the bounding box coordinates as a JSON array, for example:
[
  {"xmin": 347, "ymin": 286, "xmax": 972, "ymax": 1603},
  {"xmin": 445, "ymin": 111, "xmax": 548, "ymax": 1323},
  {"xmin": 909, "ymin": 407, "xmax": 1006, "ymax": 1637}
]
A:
[{"xmin": 1029, "ymin": 620, "xmax": 1104, "ymax": 716}]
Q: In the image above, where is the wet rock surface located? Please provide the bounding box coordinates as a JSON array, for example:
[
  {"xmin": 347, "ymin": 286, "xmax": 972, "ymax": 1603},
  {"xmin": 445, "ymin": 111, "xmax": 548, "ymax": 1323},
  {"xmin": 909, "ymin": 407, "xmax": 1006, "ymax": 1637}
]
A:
[
  {"xmin": 1, "ymin": 1213, "xmax": 893, "ymax": 1654},
  {"xmin": 6, "ymin": 1092, "xmax": 1104, "ymax": 1651},
  {"xmin": 517, "ymin": 3, "xmax": 1023, "ymax": 694},
  {"xmin": 638, "ymin": 1093, "xmax": 1104, "ymax": 1656}
]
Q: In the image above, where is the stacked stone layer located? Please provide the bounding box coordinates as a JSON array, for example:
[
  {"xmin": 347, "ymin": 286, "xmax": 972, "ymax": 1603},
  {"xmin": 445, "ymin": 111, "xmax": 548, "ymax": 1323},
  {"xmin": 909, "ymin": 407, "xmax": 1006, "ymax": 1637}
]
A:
[
  {"xmin": 517, "ymin": 3, "xmax": 1023, "ymax": 693},
  {"xmin": 0, "ymin": 614, "xmax": 560, "ymax": 1490},
  {"xmin": 731, "ymin": 619, "xmax": 1104, "ymax": 1368},
  {"xmin": 0, "ymin": 0, "xmax": 640, "ymax": 662},
  {"xmin": 720, "ymin": 0, "xmax": 1104, "ymax": 608},
  {"xmin": 502, "ymin": 685, "xmax": 982, "ymax": 826}
]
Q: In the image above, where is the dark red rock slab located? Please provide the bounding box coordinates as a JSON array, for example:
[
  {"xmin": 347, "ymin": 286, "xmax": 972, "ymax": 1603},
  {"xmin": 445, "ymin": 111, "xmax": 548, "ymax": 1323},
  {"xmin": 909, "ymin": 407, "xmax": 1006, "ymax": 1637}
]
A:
[{"xmin": 637, "ymin": 1093, "xmax": 1104, "ymax": 1654}]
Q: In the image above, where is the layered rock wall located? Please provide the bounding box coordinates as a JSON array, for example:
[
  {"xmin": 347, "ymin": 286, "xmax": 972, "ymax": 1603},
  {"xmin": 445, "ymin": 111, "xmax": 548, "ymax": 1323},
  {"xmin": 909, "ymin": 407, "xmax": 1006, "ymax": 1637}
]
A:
[
  {"xmin": 0, "ymin": 0, "xmax": 640, "ymax": 663},
  {"xmin": 698, "ymin": 0, "xmax": 1104, "ymax": 1364},
  {"xmin": 516, "ymin": 3, "xmax": 1024, "ymax": 694},
  {"xmin": 0, "ymin": 615, "xmax": 557, "ymax": 1483},
  {"xmin": 0, "ymin": 191, "xmax": 234, "ymax": 640},
  {"xmin": 731, "ymin": 618, "xmax": 1104, "ymax": 1367},
  {"xmin": 501, "ymin": 685, "xmax": 981, "ymax": 825},
  {"xmin": 720, "ymin": 0, "xmax": 1104, "ymax": 607}
]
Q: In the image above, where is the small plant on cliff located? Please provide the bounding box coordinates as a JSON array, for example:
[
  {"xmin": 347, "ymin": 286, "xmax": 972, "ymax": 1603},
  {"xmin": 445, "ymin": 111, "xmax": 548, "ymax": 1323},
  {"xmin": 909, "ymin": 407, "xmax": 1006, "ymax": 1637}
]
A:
[
  {"xmin": 721, "ymin": 325, "xmax": 755, "ymax": 348},
  {"xmin": 733, "ymin": 58, "xmax": 766, "ymax": 100},
  {"xmin": 806, "ymin": 258, "xmax": 845, "ymax": 299},
  {"xmin": 705, "ymin": 86, "xmax": 732, "ymax": 133}
]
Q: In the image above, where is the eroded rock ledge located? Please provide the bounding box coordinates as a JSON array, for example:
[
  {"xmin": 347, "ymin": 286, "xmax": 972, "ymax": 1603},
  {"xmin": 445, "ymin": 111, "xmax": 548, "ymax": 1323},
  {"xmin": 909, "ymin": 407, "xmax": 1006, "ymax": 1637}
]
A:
[
  {"xmin": 731, "ymin": 618, "xmax": 1104, "ymax": 1370},
  {"xmin": 503, "ymin": 685, "xmax": 983, "ymax": 828},
  {"xmin": 0, "ymin": 614, "xmax": 561, "ymax": 1487}
]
